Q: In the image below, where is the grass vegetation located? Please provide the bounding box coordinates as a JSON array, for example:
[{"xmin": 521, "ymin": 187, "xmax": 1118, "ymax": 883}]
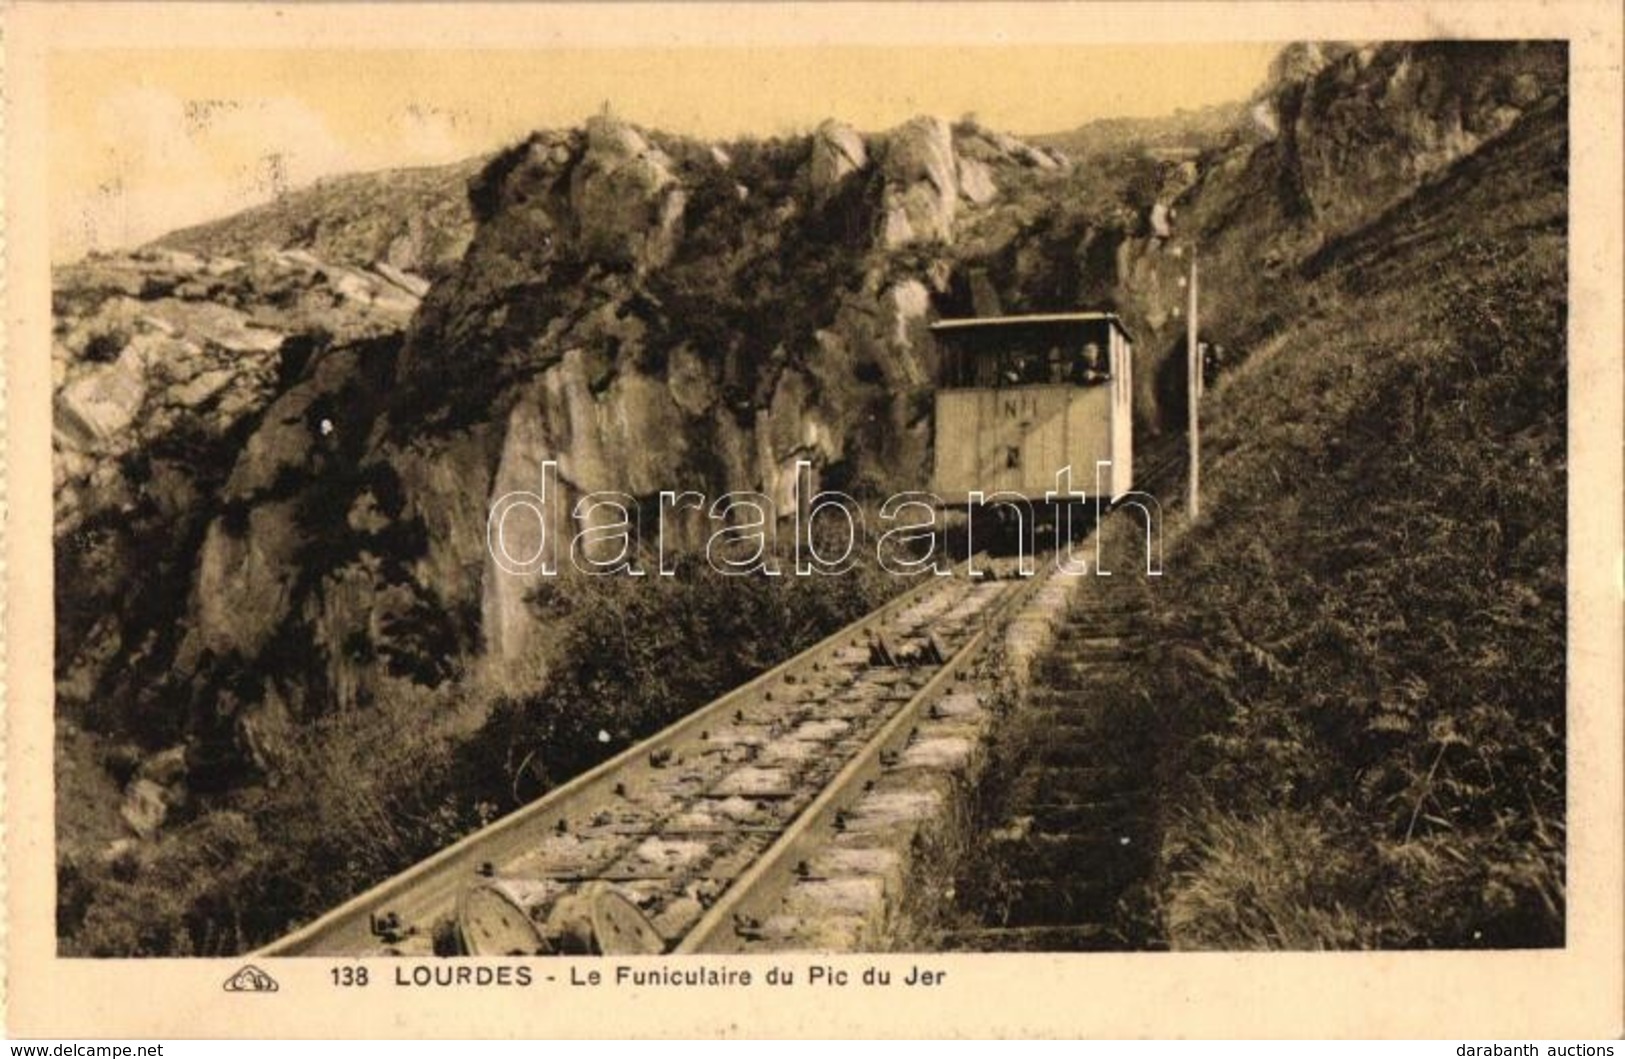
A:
[{"xmin": 1141, "ymin": 104, "xmax": 1567, "ymax": 949}]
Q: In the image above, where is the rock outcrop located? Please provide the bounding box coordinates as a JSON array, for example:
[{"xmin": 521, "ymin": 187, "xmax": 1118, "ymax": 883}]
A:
[
  {"xmin": 1106, "ymin": 40, "xmax": 1566, "ymax": 425},
  {"xmin": 1259, "ymin": 42, "xmax": 1562, "ymax": 238},
  {"xmin": 879, "ymin": 117, "xmax": 959, "ymax": 248},
  {"xmin": 53, "ymin": 245, "xmax": 431, "ymax": 729},
  {"xmin": 569, "ymin": 117, "xmax": 687, "ymax": 272},
  {"xmin": 809, "ymin": 120, "xmax": 869, "ymax": 194},
  {"xmin": 54, "ymin": 114, "xmax": 1076, "ymax": 820}
]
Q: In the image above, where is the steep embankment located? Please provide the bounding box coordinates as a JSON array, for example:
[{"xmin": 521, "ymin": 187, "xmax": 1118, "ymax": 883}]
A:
[
  {"xmin": 930, "ymin": 39, "xmax": 1567, "ymax": 952},
  {"xmin": 1151, "ymin": 97, "xmax": 1566, "ymax": 950},
  {"xmin": 1142, "ymin": 42, "xmax": 1568, "ymax": 948}
]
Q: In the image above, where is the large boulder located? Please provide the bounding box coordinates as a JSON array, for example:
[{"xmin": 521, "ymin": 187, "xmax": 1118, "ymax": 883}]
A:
[
  {"xmin": 120, "ymin": 779, "xmax": 170, "ymax": 840},
  {"xmin": 880, "ymin": 117, "xmax": 959, "ymax": 248},
  {"xmin": 569, "ymin": 116, "xmax": 687, "ymax": 272},
  {"xmin": 809, "ymin": 120, "xmax": 869, "ymax": 193},
  {"xmin": 956, "ymin": 156, "xmax": 999, "ymax": 206},
  {"xmin": 118, "ymin": 745, "xmax": 189, "ymax": 840},
  {"xmin": 954, "ymin": 122, "xmax": 1061, "ymax": 170}
]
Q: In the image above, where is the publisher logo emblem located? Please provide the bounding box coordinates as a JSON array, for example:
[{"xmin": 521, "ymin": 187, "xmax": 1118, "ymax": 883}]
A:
[{"xmin": 223, "ymin": 964, "xmax": 280, "ymax": 993}]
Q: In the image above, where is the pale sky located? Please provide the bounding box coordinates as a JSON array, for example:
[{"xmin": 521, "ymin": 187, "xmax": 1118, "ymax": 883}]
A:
[{"xmin": 50, "ymin": 44, "xmax": 1277, "ymax": 261}]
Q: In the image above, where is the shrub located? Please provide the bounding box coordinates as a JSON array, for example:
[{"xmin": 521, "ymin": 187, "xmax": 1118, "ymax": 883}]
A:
[
  {"xmin": 62, "ymin": 537, "xmax": 903, "ymax": 955},
  {"xmin": 463, "ymin": 543, "xmax": 897, "ymax": 806}
]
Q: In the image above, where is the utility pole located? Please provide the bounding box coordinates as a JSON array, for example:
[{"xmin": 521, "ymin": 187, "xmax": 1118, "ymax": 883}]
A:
[{"xmin": 1187, "ymin": 251, "xmax": 1201, "ymax": 521}]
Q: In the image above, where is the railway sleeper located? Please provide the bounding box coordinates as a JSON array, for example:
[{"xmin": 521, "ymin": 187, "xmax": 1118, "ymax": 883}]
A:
[
  {"xmin": 739, "ymin": 913, "xmax": 870, "ymax": 952},
  {"xmin": 974, "ymin": 877, "xmax": 1132, "ymax": 928},
  {"xmin": 932, "ymin": 922, "xmax": 1115, "ymax": 953},
  {"xmin": 1022, "ymin": 801, "xmax": 1154, "ymax": 834},
  {"xmin": 1017, "ymin": 763, "xmax": 1142, "ymax": 795},
  {"xmin": 1011, "ymin": 708, "xmax": 1148, "ymax": 742},
  {"xmin": 983, "ymin": 834, "xmax": 1154, "ymax": 878},
  {"xmin": 1026, "ymin": 740, "xmax": 1154, "ymax": 772}
]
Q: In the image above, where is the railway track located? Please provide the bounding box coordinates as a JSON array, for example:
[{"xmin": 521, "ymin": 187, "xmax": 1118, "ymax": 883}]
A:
[{"xmin": 260, "ymin": 554, "xmax": 1048, "ymax": 957}]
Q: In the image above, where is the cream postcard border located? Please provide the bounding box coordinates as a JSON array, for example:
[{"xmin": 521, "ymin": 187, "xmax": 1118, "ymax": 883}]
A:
[{"xmin": 3, "ymin": 1, "xmax": 1621, "ymax": 1039}]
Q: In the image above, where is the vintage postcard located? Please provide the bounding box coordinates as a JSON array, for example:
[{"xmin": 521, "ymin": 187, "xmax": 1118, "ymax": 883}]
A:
[{"xmin": 4, "ymin": 0, "xmax": 1622, "ymax": 1040}]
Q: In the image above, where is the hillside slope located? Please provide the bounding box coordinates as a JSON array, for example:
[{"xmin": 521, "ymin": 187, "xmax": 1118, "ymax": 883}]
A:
[
  {"xmin": 152, "ymin": 159, "xmax": 481, "ymax": 277},
  {"xmin": 1144, "ymin": 86, "xmax": 1567, "ymax": 948},
  {"xmin": 1031, "ymin": 100, "xmax": 1253, "ymax": 161}
]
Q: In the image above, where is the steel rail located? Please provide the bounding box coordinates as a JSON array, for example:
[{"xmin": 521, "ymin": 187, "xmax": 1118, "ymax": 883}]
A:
[
  {"xmin": 674, "ymin": 561, "xmax": 1050, "ymax": 952},
  {"xmin": 257, "ymin": 559, "xmax": 989, "ymax": 957}
]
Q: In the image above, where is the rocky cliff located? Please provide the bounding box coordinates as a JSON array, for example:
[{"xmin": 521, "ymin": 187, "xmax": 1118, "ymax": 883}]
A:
[
  {"xmin": 54, "ymin": 113, "xmax": 1091, "ymax": 823},
  {"xmin": 1144, "ymin": 41, "xmax": 1567, "ymax": 372}
]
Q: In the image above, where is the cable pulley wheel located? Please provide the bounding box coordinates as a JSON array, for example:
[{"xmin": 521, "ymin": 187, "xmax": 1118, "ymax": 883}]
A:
[{"xmin": 457, "ymin": 880, "xmax": 550, "ymax": 956}]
